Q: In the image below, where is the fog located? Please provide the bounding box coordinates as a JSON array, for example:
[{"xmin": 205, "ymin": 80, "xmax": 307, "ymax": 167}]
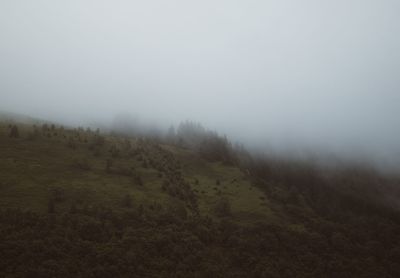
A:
[{"xmin": 1, "ymin": 1, "xmax": 400, "ymax": 168}]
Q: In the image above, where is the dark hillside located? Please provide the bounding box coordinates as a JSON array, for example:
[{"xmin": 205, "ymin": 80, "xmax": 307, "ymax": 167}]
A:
[{"xmin": 0, "ymin": 120, "xmax": 400, "ymax": 277}]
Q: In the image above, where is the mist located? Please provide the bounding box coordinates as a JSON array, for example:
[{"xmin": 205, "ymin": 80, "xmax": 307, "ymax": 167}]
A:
[{"xmin": 1, "ymin": 0, "xmax": 400, "ymax": 169}]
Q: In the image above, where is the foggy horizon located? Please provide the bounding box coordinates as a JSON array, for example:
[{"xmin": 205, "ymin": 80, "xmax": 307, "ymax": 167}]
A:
[{"xmin": 1, "ymin": 1, "xmax": 400, "ymax": 169}]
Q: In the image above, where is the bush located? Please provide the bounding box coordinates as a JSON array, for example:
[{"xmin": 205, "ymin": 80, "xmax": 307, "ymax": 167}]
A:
[
  {"xmin": 67, "ymin": 138, "xmax": 77, "ymax": 150},
  {"xmin": 213, "ymin": 197, "xmax": 231, "ymax": 217},
  {"xmin": 167, "ymin": 200, "xmax": 187, "ymax": 220}
]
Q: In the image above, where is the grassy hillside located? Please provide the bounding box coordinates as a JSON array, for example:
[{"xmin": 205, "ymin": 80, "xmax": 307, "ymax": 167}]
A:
[
  {"xmin": 0, "ymin": 121, "xmax": 272, "ymax": 223},
  {"xmin": 1, "ymin": 119, "xmax": 400, "ymax": 278}
]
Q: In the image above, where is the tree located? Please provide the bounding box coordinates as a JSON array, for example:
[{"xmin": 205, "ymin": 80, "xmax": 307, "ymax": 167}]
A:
[
  {"xmin": 9, "ymin": 125, "xmax": 19, "ymax": 138},
  {"xmin": 167, "ymin": 125, "xmax": 176, "ymax": 143},
  {"xmin": 67, "ymin": 138, "xmax": 77, "ymax": 150}
]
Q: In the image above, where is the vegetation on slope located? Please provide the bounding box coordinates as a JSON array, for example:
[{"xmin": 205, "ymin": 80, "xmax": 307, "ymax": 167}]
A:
[{"xmin": 0, "ymin": 119, "xmax": 400, "ymax": 277}]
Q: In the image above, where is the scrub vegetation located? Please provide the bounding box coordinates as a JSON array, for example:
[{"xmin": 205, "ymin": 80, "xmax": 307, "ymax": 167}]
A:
[{"xmin": 1, "ymin": 118, "xmax": 400, "ymax": 277}]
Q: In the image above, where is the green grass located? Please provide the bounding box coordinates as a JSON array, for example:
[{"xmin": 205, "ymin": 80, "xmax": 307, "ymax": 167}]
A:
[
  {"xmin": 0, "ymin": 121, "xmax": 273, "ymax": 224},
  {"xmin": 165, "ymin": 145, "xmax": 274, "ymax": 223}
]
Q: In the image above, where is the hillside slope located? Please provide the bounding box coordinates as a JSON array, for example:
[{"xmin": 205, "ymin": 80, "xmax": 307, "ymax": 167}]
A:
[
  {"xmin": 0, "ymin": 122, "xmax": 272, "ymax": 223},
  {"xmin": 1, "ymin": 120, "xmax": 400, "ymax": 277}
]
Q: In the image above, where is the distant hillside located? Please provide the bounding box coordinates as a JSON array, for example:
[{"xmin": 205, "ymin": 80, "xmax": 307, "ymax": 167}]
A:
[
  {"xmin": 0, "ymin": 110, "xmax": 48, "ymax": 124},
  {"xmin": 1, "ymin": 118, "xmax": 400, "ymax": 277}
]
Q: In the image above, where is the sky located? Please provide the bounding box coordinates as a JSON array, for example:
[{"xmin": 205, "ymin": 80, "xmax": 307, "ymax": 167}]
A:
[{"xmin": 1, "ymin": 0, "xmax": 400, "ymax": 166}]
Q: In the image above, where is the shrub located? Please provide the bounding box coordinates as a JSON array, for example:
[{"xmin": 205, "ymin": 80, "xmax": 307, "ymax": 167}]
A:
[
  {"xmin": 214, "ymin": 197, "xmax": 231, "ymax": 217},
  {"xmin": 168, "ymin": 200, "xmax": 187, "ymax": 220},
  {"xmin": 67, "ymin": 138, "xmax": 77, "ymax": 150}
]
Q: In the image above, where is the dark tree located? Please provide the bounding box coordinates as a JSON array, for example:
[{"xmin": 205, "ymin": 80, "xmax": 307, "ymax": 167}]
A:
[{"xmin": 9, "ymin": 125, "xmax": 19, "ymax": 138}]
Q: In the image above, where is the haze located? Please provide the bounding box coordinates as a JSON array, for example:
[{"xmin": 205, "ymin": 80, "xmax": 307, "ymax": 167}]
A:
[{"xmin": 1, "ymin": 1, "xmax": 399, "ymax": 168}]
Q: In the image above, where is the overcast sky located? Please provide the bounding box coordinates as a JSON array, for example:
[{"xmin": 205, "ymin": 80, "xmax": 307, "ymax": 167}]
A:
[{"xmin": 1, "ymin": 1, "xmax": 400, "ymax": 165}]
